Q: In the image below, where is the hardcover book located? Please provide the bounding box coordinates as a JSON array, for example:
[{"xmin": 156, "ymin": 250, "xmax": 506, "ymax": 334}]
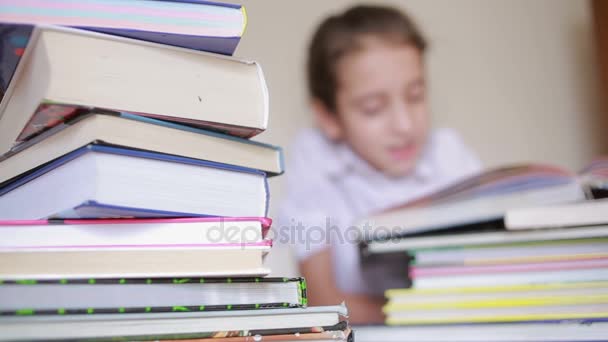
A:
[
  {"xmin": 0, "ymin": 0, "xmax": 247, "ymax": 55},
  {"xmin": 0, "ymin": 217, "xmax": 272, "ymax": 248},
  {"xmin": 0, "ymin": 144, "xmax": 270, "ymax": 219},
  {"xmin": 0, "ymin": 240, "xmax": 273, "ymax": 279},
  {"xmin": 0, "ymin": 277, "xmax": 307, "ymax": 316},
  {"xmin": 0, "ymin": 112, "xmax": 284, "ymax": 188},
  {"xmin": 0, "ymin": 304, "xmax": 349, "ymax": 341},
  {"xmin": 358, "ymin": 162, "xmax": 608, "ymax": 243},
  {"xmin": 0, "ymin": 24, "xmax": 269, "ymax": 155}
]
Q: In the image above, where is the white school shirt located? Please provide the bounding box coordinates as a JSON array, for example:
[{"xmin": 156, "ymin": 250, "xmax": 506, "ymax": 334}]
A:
[{"xmin": 275, "ymin": 127, "xmax": 482, "ymax": 295}]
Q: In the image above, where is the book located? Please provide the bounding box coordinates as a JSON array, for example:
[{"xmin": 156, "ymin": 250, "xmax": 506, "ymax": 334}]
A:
[
  {"xmin": 177, "ymin": 326, "xmax": 351, "ymax": 342},
  {"xmin": 0, "ymin": 25, "xmax": 269, "ymax": 154},
  {"xmin": 0, "ymin": 1, "xmax": 247, "ymax": 55},
  {"xmin": 410, "ymin": 257, "xmax": 608, "ymax": 278},
  {"xmin": 386, "ymin": 295, "xmax": 608, "ymax": 311},
  {"xmin": 386, "ymin": 281, "xmax": 608, "ymax": 304},
  {"xmin": 0, "ymin": 305, "xmax": 348, "ymax": 341},
  {"xmin": 0, "ymin": 217, "xmax": 271, "ymax": 248},
  {"xmin": 354, "ymin": 319, "xmax": 608, "ymax": 341},
  {"xmin": 404, "ymin": 239, "xmax": 608, "ymax": 289},
  {"xmin": 412, "ymin": 268, "xmax": 608, "ymax": 289},
  {"xmin": 385, "ymin": 303, "xmax": 608, "ymax": 325},
  {"xmin": 14, "ymin": 101, "xmax": 268, "ymax": 146},
  {"xmin": 0, "ymin": 144, "xmax": 269, "ymax": 219},
  {"xmin": 412, "ymin": 238, "xmax": 608, "ymax": 266},
  {"xmin": 505, "ymin": 199, "xmax": 608, "ymax": 229},
  {"xmin": 0, "ymin": 241, "xmax": 272, "ymax": 279},
  {"xmin": 363, "ymin": 224, "xmax": 608, "ymax": 253},
  {"xmin": 0, "ymin": 277, "xmax": 307, "ymax": 316},
  {"xmin": 172, "ymin": 325, "xmax": 351, "ymax": 342},
  {"xmin": 356, "ymin": 164, "xmax": 605, "ymax": 240},
  {"xmin": 0, "ymin": 112, "xmax": 283, "ymax": 187}
]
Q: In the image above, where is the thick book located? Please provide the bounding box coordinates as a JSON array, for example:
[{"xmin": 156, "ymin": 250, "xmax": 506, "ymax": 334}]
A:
[
  {"xmin": 0, "ymin": 144, "xmax": 269, "ymax": 219},
  {"xmin": 386, "ymin": 281, "xmax": 608, "ymax": 305},
  {"xmin": 0, "ymin": 304, "xmax": 349, "ymax": 341},
  {"xmin": 412, "ymin": 267, "xmax": 608, "ymax": 290},
  {"xmin": 356, "ymin": 163, "xmax": 608, "ymax": 244},
  {"xmin": 0, "ymin": 112, "xmax": 283, "ymax": 187},
  {"xmin": 0, "ymin": 277, "xmax": 307, "ymax": 316},
  {"xmin": 0, "ymin": 217, "xmax": 272, "ymax": 248},
  {"xmin": 384, "ymin": 303, "xmax": 608, "ymax": 325},
  {"xmin": 410, "ymin": 257, "xmax": 608, "ymax": 278},
  {"xmin": 0, "ymin": 240, "xmax": 272, "ymax": 279},
  {"xmin": 354, "ymin": 319, "xmax": 608, "ymax": 341},
  {"xmin": 0, "ymin": 1, "xmax": 246, "ymax": 55},
  {"xmin": 505, "ymin": 199, "xmax": 608, "ymax": 230},
  {"xmin": 363, "ymin": 224, "xmax": 608, "ymax": 253},
  {"xmin": 0, "ymin": 25, "xmax": 269, "ymax": 154},
  {"xmin": 412, "ymin": 238, "xmax": 608, "ymax": 267}
]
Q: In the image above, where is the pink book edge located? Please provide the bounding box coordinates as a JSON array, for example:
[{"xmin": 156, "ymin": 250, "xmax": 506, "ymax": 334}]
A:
[
  {"xmin": 0, "ymin": 217, "xmax": 273, "ymax": 228},
  {"xmin": 2, "ymin": 239, "xmax": 273, "ymax": 250},
  {"xmin": 411, "ymin": 257, "xmax": 608, "ymax": 278}
]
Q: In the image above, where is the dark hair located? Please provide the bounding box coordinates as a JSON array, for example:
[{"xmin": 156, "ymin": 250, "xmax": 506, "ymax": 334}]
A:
[{"xmin": 307, "ymin": 5, "xmax": 427, "ymax": 112}]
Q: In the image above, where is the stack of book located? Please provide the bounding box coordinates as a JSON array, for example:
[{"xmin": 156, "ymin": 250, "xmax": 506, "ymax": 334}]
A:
[
  {"xmin": 357, "ymin": 163, "xmax": 608, "ymax": 341},
  {"xmin": 0, "ymin": 1, "xmax": 351, "ymax": 341}
]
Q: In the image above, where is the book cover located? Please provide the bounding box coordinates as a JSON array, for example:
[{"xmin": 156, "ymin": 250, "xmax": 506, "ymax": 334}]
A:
[
  {"xmin": 0, "ymin": 25, "xmax": 269, "ymax": 153},
  {"xmin": 0, "ymin": 217, "xmax": 273, "ymax": 250},
  {"xmin": 410, "ymin": 257, "xmax": 608, "ymax": 278},
  {"xmin": 0, "ymin": 0, "xmax": 245, "ymax": 54},
  {"xmin": 0, "ymin": 277, "xmax": 307, "ymax": 316},
  {"xmin": 0, "ymin": 143, "xmax": 270, "ymax": 219},
  {"xmin": 12, "ymin": 103, "xmax": 268, "ymax": 150}
]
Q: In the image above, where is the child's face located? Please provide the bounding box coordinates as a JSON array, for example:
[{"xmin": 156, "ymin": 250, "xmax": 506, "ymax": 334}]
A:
[{"xmin": 320, "ymin": 40, "xmax": 429, "ymax": 177}]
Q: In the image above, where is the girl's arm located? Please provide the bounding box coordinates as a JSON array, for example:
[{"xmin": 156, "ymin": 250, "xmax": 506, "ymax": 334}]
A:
[{"xmin": 299, "ymin": 247, "xmax": 385, "ymax": 324}]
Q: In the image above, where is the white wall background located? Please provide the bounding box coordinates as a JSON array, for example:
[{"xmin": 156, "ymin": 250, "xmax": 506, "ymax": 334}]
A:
[{"xmin": 224, "ymin": 0, "xmax": 606, "ymax": 276}]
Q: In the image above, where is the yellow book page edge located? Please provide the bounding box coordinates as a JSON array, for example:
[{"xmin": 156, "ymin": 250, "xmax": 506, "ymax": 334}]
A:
[
  {"xmin": 386, "ymin": 281, "xmax": 608, "ymax": 297},
  {"xmin": 384, "ymin": 294, "xmax": 608, "ymax": 312},
  {"xmin": 241, "ymin": 6, "xmax": 248, "ymax": 36},
  {"xmin": 386, "ymin": 312, "xmax": 608, "ymax": 325}
]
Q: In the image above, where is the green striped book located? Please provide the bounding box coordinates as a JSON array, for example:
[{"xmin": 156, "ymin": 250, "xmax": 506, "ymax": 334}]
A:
[{"xmin": 0, "ymin": 277, "xmax": 307, "ymax": 316}]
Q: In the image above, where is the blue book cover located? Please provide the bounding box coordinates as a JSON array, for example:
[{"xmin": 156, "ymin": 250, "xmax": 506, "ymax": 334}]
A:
[{"xmin": 0, "ymin": 143, "xmax": 270, "ymax": 219}]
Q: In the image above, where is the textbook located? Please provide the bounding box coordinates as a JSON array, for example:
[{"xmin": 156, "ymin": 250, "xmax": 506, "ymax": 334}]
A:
[
  {"xmin": 0, "ymin": 305, "xmax": 349, "ymax": 341},
  {"xmin": 0, "ymin": 112, "xmax": 283, "ymax": 187},
  {"xmin": 411, "ymin": 238, "xmax": 608, "ymax": 266},
  {"xmin": 412, "ymin": 267, "xmax": 608, "ymax": 289},
  {"xmin": 363, "ymin": 224, "xmax": 608, "ymax": 252},
  {"xmin": 505, "ymin": 199, "xmax": 608, "ymax": 230},
  {"xmin": 410, "ymin": 257, "xmax": 608, "ymax": 278},
  {"xmin": 385, "ymin": 303, "xmax": 608, "ymax": 325},
  {"xmin": 0, "ymin": 144, "xmax": 270, "ymax": 219},
  {"xmin": 0, "ymin": 241, "xmax": 272, "ymax": 279},
  {"xmin": 0, "ymin": 25, "xmax": 269, "ymax": 154},
  {"xmin": 354, "ymin": 319, "xmax": 608, "ymax": 341},
  {"xmin": 357, "ymin": 164, "xmax": 607, "ymax": 240},
  {"xmin": 0, "ymin": 277, "xmax": 307, "ymax": 316},
  {"xmin": 385, "ymin": 281, "xmax": 608, "ymax": 305},
  {"xmin": 0, "ymin": 0, "xmax": 247, "ymax": 55},
  {"xmin": 0, "ymin": 217, "xmax": 272, "ymax": 248}
]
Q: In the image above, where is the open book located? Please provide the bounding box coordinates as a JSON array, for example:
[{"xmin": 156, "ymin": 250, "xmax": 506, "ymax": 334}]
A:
[{"xmin": 358, "ymin": 160, "xmax": 608, "ymax": 241}]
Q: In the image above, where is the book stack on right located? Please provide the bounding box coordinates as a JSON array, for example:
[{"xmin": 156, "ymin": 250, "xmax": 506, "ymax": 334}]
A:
[
  {"xmin": 0, "ymin": 1, "xmax": 351, "ymax": 341},
  {"xmin": 357, "ymin": 162, "xmax": 608, "ymax": 341}
]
